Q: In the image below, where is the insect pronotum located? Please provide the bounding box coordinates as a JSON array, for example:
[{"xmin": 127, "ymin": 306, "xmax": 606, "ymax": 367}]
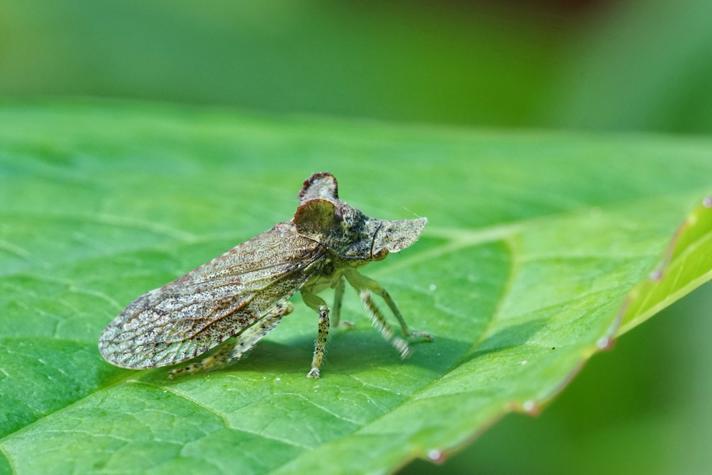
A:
[{"xmin": 99, "ymin": 172, "xmax": 432, "ymax": 378}]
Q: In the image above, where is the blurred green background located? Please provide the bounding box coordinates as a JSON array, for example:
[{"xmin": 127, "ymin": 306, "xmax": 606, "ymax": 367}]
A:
[
  {"xmin": 4, "ymin": 0, "xmax": 712, "ymax": 132},
  {"xmin": 2, "ymin": 0, "xmax": 710, "ymax": 473}
]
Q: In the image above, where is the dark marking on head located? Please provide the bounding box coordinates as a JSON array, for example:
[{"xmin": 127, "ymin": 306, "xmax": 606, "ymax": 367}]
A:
[{"xmin": 370, "ymin": 222, "xmax": 384, "ymax": 259}]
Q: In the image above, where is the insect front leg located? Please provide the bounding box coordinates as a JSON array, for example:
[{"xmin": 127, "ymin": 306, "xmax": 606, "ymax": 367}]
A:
[
  {"xmin": 345, "ymin": 269, "xmax": 432, "ymax": 343},
  {"xmin": 301, "ymin": 290, "xmax": 330, "ymax": 379},
  {"xmin": 168, "ymin": 302, "xmax": 293, "ymax": 379}
]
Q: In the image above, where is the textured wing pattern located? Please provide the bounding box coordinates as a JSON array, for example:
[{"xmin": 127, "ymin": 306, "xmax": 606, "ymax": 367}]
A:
[{"xmin": 99, "ymin": 223, "xmax": 324, "ymax": 369}]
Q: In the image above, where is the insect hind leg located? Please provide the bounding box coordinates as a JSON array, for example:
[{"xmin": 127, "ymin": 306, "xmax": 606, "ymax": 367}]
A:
[
  {"xmin": 168, "ymin": 301, "xmax": 293, "ymax": 379},
  {"xmin": 227, "ymin": 301, "xmax": 293, "ymax": 361},
  {"xmin": 168, "ymin": 339, "xmax": 234, "ymax": 379}
]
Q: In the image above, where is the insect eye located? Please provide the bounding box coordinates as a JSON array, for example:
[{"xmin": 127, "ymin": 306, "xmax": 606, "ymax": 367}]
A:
[
  {"xmin": 340, "ymin": 210, "xmax": 354, "ymax": 226},
  {"xmin": 373, "ymin": 248, "xmax": 389, "ymax": 260}
]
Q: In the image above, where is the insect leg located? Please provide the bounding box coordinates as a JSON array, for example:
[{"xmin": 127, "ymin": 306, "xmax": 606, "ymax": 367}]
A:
[
  {"xmin": 360, "ymin": 290, "xmax": 411, "ymax": 358},
  {"xmin": 168, "ymin": 302, "xmax": 293, "ymax": 379},
  {"xmin": 331, "ymin": 276, "xmax": 353, "ymax": 329},
  {"xmin": 345, "ymin": 270, "xmax": 432, "ymax": 342},
  {"xmin": 227, "ymin": 301, "xmax": 293, "ymax": 361},
  {"xmin": 168, "ymin": 340, "xmax": 233, "ymax": 379},
  {"xmin": 301, "ymin": 290, "xmax": 330, "ymax": 379},
  {"xmin": 332, "ymin": 277, "xmax": 344, "ymax": 327}
]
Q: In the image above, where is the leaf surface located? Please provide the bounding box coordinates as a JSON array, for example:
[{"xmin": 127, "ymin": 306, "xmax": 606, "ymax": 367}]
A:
[{"xmin": 0, "ymin": 102, "xmax": 711, "ymax": 474}]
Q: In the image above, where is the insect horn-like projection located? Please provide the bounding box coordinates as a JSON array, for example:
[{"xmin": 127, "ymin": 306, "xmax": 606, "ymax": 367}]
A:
[{"xmin": 99, "ymin": 172, "xmax": 431, "ymax": 379}]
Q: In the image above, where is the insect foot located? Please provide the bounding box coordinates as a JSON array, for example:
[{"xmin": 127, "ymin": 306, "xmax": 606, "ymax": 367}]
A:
[
  {"xmin": 306, "ymin": 367, "xmax": 320, "ymax": 379},
  {"xmin": 395, "ymin": 340, "xmax": 413, "ymax": 359},
  {"xmin": 408, "ymin": 330, "xmax": 434, "ymax": 342}
]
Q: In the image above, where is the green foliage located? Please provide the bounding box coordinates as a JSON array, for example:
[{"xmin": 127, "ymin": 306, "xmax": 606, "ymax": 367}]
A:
[
  {"xmin": 0, "ymin": 1, "xmax": 562, "ymax": 126},
  {"xmin": 550, "ymin": 0, "xmax": 712, "ymax": 133},
  {"xmin": 0, "ymin": 102, "xmax": 710, "ymax": 474}
]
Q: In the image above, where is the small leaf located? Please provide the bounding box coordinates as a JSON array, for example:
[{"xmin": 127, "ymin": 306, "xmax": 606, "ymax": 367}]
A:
[{"xmin": 0, "ymin": 102, "xmax": 710, "ymax": 474}]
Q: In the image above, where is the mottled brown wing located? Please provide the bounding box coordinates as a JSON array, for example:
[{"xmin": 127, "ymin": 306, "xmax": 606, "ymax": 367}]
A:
[{"xmin": 99, "ymin": 222, "xmax": 324, "ymax": 369}]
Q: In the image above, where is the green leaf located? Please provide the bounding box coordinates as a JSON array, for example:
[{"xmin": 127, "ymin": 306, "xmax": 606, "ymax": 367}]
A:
[{"xmin": 0, "ymin": 102, "xmax": 710, "ymax": 474}]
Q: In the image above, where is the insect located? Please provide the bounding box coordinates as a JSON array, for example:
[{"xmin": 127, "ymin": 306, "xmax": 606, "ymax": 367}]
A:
[{"xmin": 99, "ymin": 172, "xmax": 431, "ymax": 379}]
